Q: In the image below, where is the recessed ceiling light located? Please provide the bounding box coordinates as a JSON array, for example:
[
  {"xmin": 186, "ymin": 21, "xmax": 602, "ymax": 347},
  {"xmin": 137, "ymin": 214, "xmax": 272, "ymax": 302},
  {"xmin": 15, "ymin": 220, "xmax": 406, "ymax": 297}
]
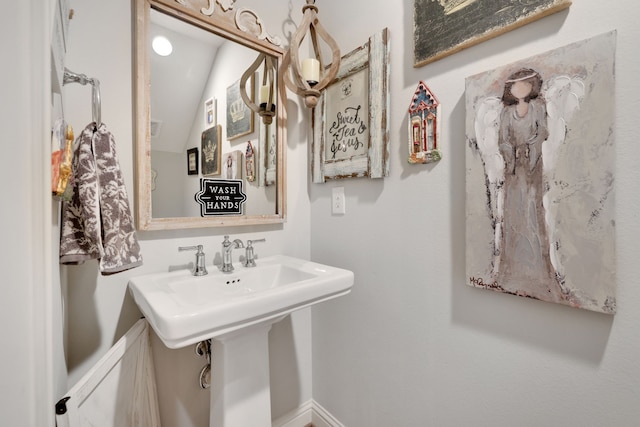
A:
[{"xmin": 152, "ymin": 36, "xmax": 173, "ymax": 56}]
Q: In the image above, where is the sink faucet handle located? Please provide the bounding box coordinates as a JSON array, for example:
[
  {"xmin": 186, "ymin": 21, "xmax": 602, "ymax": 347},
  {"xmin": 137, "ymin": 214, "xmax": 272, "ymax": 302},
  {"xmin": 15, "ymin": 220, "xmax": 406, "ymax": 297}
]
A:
[
  {"xmin": 179, "ymin": 244, "xmax": 204, "ymax": 253},
  {"xmin": 244, "ymin": 238, "xmax": 266, "ymax": 268},
  {"xmin": 178, "ymin": 245, "xmax": 208, "ymax": 276}
]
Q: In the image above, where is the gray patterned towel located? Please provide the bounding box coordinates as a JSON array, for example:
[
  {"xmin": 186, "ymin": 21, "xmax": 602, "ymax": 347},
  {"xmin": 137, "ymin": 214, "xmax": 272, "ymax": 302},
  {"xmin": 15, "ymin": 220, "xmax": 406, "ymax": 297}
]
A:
[{"xmin": 60, "ymin": 123, "xmax": 143, "ymax": 275}]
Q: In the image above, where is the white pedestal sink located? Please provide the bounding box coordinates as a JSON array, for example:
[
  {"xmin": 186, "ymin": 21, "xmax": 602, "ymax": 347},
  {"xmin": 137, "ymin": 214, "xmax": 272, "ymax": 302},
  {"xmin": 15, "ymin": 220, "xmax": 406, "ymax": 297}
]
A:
[
  {"xmin": 210, "ymin": 323, "xmax": 274, "ymax": 427},
  {"xmin": 128, "ymin": 255, "xmax": 353, "ymax": 427}
]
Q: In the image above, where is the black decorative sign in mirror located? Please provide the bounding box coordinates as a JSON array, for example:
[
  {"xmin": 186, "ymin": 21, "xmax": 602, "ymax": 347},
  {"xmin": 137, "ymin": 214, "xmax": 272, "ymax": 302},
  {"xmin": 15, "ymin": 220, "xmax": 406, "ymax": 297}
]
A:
[{"xmin": 195, "ymin": 179, "xmax": 247, "ymax": 216}]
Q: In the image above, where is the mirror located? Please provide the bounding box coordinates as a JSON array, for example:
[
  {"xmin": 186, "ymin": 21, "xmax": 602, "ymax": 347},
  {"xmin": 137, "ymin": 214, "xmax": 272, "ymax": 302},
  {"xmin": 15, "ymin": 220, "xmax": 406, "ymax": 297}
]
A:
[{"xmin": 134, "ymin": 0, "xmax": 286, "ymax": 230}]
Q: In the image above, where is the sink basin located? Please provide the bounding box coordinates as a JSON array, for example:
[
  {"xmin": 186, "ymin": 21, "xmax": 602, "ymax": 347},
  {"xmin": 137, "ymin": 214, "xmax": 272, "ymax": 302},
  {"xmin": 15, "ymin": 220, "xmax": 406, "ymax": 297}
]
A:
[{"xmin": 128, "ymin": 255, "xmax": 354, "ymax": 349}]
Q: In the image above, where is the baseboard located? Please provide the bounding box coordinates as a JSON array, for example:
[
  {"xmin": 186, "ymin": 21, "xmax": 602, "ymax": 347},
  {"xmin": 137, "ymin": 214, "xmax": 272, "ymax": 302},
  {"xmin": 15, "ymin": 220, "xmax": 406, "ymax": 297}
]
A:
[
  {"xmin": 310, "ymin": 400, "xmax": 345, "ymax": 427},
  {"xmin": 272, "ymin": 400, "xmax": 344, "ymax": 427}
]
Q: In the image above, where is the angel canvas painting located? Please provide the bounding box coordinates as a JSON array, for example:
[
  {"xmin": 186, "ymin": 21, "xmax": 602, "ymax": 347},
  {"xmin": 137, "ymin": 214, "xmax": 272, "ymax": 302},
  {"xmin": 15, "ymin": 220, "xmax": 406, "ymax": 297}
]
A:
[{"xmin": 465, "ymin": 31, "xmax": 616, "ymax": 313}]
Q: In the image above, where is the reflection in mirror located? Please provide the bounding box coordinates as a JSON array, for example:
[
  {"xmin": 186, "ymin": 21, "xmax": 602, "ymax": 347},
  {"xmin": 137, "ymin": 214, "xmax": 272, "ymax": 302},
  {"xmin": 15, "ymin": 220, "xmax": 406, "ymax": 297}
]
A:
[
  {"xmin": 149, "ymin": 9, "xmax": 276, "ymax": 218},
  {"xmin": 135, "ymin": 0, "xmax": 285, "ymax": 230}
]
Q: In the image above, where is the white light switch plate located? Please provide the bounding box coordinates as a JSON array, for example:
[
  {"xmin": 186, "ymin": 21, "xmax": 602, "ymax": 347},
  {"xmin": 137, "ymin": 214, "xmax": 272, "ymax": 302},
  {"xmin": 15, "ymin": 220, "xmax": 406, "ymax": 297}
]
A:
[{"xmin": 332, "ymin": 187, "xmax": 346, "ymax": 215}]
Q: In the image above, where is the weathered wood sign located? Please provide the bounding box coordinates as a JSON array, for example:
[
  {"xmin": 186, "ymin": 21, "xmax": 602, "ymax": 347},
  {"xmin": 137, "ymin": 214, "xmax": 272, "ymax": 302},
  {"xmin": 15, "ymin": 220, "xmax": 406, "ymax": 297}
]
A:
[
  {"xmin": 413, "ymin": 0, "xmax": 571, "ymax": 67},
  {"xmin": 195, "ymin": 179, "xmax": 247, "ymax": 216},
  {"xmin": 312, "ymin": 28, "xmax": 390, "ymax": 183}
]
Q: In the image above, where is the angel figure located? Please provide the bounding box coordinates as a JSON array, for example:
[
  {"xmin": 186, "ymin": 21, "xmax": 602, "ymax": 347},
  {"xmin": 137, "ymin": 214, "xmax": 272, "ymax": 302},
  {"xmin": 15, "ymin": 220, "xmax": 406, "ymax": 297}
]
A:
[{"xmin": 473, "ymin": 67, "xmax": 585, "ymax": 303}]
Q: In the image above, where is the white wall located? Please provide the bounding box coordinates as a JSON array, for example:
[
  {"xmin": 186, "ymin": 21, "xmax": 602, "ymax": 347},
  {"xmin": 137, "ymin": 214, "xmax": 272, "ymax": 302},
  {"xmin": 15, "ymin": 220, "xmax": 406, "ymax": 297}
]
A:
[
  {"xmin": 151, "ymin": 150, "xmax": 184, "ymax": 217},
  {"xmin": 310, "ymin": 0, "xmax": 640, "ymax": 425},
  {"xmin": 0, "ymin": 0, "xmax": 64, "ymax": 426},
  {"xmin": 63, "ymin": 0, "xmax": 311, "ymax": 425}
]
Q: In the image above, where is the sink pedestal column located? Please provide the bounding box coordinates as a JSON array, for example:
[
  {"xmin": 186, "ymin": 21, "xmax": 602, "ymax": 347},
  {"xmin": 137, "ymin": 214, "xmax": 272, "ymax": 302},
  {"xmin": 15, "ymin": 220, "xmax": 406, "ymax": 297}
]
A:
[{"xmin": 209, "ymin": 322, "xmax": 275, "ymax": 427}]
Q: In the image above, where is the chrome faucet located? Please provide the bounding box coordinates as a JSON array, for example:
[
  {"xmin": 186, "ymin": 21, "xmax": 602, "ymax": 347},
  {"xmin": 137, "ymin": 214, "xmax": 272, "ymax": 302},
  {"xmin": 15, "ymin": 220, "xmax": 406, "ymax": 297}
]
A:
[
  {"xmin": 178, "ymin": 245, "xmax": 208, "ymax": 276},
  {"xmin": 221, "ymin": 236, "xmax": 244, "ymax": 273},
  {"xmin": 243, "ymin": 238, "xmax": 266, "ymax": 267}
]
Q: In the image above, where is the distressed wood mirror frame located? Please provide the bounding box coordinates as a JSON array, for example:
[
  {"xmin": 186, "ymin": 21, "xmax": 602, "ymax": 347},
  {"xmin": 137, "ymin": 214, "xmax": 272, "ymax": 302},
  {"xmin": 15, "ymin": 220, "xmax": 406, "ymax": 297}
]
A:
[
  {"xmin": 134, "ymin": 0, "xmax": 286, "ymax": 230},
  {"xmin": 311, "ymin": 28, "xmax": 390, "ymax": 183}
]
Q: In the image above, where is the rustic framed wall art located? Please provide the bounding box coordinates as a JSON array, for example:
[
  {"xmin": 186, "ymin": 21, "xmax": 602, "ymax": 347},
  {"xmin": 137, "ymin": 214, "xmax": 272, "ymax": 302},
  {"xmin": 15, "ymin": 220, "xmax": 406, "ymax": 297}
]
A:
[
  {"xmin": 414, "ymin": 0, "xmax": 571, "ymax": 67},
  {"xmin": 312, "ymin": 28, "xmax": 390, "ymax": 183}
]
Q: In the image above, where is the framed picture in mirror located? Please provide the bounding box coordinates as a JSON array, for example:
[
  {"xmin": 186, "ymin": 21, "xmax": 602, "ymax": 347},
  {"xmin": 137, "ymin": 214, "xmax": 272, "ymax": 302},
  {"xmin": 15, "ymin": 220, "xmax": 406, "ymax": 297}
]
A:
[
  {"xmin": 187, "ymin": 147, "xmax": 198, "ymax": 175},
  {"xmin": 201, "ymin": 125, "xmax": 221, "ymax": 176},
  {"xmin": 204, "ymin": 97, "xmax": 216, "ymax": 127},
  {"xmin": 226, "ymin": 76, "xmax": 254, "ymax": 140},
  {"xmin": 222, "ymin": 150, "xmax": 243, "ymax": 180},
  {"xmin": 246, "ymin": 141, "xmax": 256, "ymax": 182}
]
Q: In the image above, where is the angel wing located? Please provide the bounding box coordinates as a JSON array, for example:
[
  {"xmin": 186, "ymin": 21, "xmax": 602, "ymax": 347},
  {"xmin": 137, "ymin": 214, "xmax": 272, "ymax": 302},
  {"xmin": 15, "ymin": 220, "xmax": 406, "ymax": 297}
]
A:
[
  {"xmin": 541, "ymin": 75, "xmax": 585, "ymax": 280},
  {"xmin": 473, "ymin": 96, "xmax": 504, "ymax": 223},
  {"xmin": 472, "ymin": 96, "xmax": 504, "ymax": 274},
  {"xmin": 541, "ymin": 75, "xmax": 585, "ymax": 173}
]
